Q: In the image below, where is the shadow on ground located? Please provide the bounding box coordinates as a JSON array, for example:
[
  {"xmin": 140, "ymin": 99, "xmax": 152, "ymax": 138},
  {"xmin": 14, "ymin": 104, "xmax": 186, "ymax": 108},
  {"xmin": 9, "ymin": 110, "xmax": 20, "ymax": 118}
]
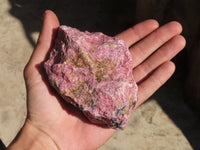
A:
[
  {"xmin": 152, "ymin": 77, "xmax": 200, "ymax": 150},
  {"xmin": 9, "ymin": 0, "xmax": 137, "ymax": 47},
  {"xmin": 8, "ymin": 0, "xmax": 200, "ymax": 149},
  {"xmin": 0, "ymin": 139, "xmax": 6, "ymax": 150}
]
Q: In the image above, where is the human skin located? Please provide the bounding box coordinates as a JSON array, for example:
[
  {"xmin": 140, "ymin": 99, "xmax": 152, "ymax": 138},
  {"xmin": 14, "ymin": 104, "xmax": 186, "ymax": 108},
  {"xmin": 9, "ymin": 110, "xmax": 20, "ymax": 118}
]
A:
[{"xmin": 7, "ymin": 10, "xmax": 185, "ymax": 150}]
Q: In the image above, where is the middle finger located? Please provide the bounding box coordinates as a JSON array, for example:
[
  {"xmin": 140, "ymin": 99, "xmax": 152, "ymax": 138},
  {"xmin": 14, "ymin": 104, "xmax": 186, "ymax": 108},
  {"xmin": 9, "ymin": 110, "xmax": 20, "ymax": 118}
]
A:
[{"xmin": 130, "ymin": 21, "xmax": 182, "ymax": 68}]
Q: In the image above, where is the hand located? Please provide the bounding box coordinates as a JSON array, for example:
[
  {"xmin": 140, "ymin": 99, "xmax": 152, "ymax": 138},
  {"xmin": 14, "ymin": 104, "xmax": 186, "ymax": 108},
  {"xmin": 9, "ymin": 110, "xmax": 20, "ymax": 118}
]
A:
[{"xmin": 8, "ymin": 10, "xmax": 185, "ymax": 150}]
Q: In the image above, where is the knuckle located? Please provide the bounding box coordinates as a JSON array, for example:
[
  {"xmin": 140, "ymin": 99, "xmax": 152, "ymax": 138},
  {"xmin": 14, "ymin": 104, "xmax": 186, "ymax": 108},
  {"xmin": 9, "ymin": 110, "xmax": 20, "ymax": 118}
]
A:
[{"xmin": 23, "ymin": 63, "xmax": 32, "ymax": 80}]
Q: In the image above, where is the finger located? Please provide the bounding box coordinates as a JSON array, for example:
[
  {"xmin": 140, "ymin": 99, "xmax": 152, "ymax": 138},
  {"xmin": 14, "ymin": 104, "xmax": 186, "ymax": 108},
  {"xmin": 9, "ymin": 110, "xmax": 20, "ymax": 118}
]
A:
[
  {"xmin": 29, "ymin": 10, "xmax": 60, "ymax": 65},
  {"xmin": 135, "ymin": 61, "xmax": 175, "ymax": 108},
  {"xmin": 133, "ymin": 35, "xmax": 186, "ymax": 83},
  {"xmin": 130, "ymin": 21, "xmax": 182, "ymax": 68},
  {"xmin": 115, "ymin": 19, "xmax": 159, "ymax": 47}
]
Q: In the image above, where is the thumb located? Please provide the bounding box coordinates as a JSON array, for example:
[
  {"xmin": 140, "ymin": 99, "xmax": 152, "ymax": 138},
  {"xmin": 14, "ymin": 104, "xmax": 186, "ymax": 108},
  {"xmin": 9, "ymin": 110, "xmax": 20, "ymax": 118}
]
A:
[{"xmin": 29, "ymin": 10, "xmax": 60, "ymax": 66}]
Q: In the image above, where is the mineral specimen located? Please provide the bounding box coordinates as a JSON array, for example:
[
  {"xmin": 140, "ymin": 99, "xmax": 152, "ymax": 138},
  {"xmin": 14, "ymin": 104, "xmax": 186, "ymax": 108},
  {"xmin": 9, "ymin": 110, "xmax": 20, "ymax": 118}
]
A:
[{"xmin": 44, "ymin": 26, "xmax": 138, "ymax": 129}]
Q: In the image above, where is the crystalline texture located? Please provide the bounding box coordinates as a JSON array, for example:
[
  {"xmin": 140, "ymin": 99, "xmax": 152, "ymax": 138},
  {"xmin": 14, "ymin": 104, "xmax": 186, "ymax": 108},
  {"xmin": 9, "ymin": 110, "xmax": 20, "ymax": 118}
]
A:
[{"xmin": 44, "ymin": 26, "xmax": 138, "ymax": 129}]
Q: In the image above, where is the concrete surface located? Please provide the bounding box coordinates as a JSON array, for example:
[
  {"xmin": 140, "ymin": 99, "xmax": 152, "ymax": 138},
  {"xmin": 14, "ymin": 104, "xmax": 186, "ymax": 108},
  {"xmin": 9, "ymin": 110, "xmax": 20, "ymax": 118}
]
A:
[{"xmin": 0, "ymin": 0, "xmax": 200, "ymax": 149}]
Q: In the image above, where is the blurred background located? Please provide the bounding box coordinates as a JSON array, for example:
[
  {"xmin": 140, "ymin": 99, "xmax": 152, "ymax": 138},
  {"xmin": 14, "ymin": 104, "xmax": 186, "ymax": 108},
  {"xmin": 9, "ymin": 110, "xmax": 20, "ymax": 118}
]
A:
[{"xmin": 0, "ymin": 0, "xmax": 200, "ymax": 149}]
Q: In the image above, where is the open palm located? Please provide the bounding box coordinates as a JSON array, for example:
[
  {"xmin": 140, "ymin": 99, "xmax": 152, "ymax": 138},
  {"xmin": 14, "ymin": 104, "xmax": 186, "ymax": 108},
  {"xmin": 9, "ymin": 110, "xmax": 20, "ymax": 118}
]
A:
[{"xmin": 23, "ymin": 11, "xmax": 185, "ymax": 150}]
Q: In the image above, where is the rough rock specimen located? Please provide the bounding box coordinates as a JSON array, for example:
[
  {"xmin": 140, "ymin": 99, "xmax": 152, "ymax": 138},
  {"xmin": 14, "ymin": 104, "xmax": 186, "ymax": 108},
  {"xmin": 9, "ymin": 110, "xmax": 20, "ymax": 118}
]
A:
[{"xmin": 44, "ymin": 26, "xmax": 138, "ymax": 129}]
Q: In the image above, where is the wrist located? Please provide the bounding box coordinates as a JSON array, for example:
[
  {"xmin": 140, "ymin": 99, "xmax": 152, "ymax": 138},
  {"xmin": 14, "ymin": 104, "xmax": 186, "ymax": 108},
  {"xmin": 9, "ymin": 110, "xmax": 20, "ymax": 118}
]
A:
[{"xmin": 7, "ymin": 120, "xmax": 58, "ymax": 150}]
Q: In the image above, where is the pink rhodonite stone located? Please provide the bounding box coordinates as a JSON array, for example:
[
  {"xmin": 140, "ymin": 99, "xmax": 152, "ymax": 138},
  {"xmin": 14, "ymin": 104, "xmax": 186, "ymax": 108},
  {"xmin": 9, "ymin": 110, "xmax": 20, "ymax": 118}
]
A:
[{"xmin": 44, "ymin": 25, "xmax": 138, "ymax": 129}]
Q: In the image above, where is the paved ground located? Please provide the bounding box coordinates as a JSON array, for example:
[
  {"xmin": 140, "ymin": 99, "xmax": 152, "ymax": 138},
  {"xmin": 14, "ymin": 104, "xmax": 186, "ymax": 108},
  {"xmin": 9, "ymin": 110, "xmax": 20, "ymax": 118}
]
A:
[{"xmin": 0, "ymin": 0, "xmax": 199, "ymax": 149}]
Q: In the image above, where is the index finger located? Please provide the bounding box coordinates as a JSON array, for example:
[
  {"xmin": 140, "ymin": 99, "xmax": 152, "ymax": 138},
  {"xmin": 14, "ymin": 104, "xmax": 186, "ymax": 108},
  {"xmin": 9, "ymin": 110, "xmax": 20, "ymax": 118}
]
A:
[{"xmin": 115, "ymin": 19, "xmax": 159, "ymax": 47}]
